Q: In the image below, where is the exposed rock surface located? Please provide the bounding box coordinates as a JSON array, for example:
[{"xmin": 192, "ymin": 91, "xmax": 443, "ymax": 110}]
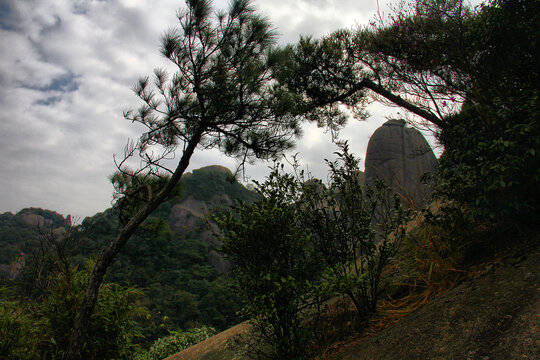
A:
[
  {"xmin": 19, "ymin": 213, "xmax": 46, "ymax": 227},
  {"xmin": 364, "ymin": 119, "xmax": 437, "ymax": 208},
  {"xmin": 208, "ymin": 250, "xmax": 231, "ymax": 274},
  {"xmin": 334, "ymin": 244, "xmax": 540, "ymax": 360},
  {"xmin": 169, "ymin": 200, "xmax": 204, "ymax": 237},
  {"xmin": 167, "ymin": 167, "xmax": 253, "ymax": 273},
  {"xmin": 166, "ymin": 322, "xmax": 252, "ymax": 360}
]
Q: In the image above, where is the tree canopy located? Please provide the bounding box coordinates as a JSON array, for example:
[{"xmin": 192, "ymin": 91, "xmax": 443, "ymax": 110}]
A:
[
  {"xmin": 67, "ymin": 0, "xmax": 302, "ymax": 358},
  {"xmin": 273, "ymin": 0, "xmax": 539, "ymax": 224}
]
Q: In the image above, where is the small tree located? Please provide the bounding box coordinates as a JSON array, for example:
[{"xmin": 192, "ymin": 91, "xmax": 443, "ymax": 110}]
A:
[
  {"xmin": 68, "ymin": 0, "xmax": 301, "ymax": 357},
  {"xmin": 215, "ymin": 167, "xmax": 323, "ymax": 359},
  {"xmin": 216, "ymin": 148, "xmax": 409, "ymax": 356},
  {"xmin": 298, "ymin": 144, "xmax": 409, "ymax": 318}
]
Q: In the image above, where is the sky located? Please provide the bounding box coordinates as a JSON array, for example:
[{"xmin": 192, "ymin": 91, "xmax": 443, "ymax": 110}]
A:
[{"xmin": 0, "ymin": 0, "xmax": 442, "ymax": 220}]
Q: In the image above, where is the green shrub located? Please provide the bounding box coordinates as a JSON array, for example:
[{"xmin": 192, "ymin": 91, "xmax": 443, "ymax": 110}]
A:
[
  {"xmin": 0, "ymin": 267, "xmax": 143, "ymax": 360},
  {"xmin": 215, "ymin": 144, "xmax": 410, "ymax": 357},
  {"xmin": 436, "ymin": 103, "xmax": 540, "ymax": 227},
  {"xmin": 137, "ymin": 326, "xmax": 216, "ymax": 360},
  {"xmin": 1, "ymin": 222, "xmax": 144, "ymax": 360},
  {"xmin": 298, "ymin": 143, "xmax": 410, "ymax": 318},
  {"xmin": 36, "ymin": 264, "xmax": 144, "ymax": 360},
  {"xmin": 433, "ymin": 0, "xmax": 540, "ymax": 227},
  {"xmin": 215, "ymin": 166, "xmax": 324, "ymax": 360},
  {"xmin": 0, "ymin": 288, "xmax": 41, "ymax": 360}
]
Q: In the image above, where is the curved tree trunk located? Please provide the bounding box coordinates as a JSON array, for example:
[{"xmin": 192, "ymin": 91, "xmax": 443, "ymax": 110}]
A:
[{"xmin": 66, "ymin": 129, "xmax": 204, "ymax": 360}]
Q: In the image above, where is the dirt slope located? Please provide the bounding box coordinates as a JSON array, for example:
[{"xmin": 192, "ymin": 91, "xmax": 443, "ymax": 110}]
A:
[
  {"xmin": 331, "ymin": 247, "xmax": 540, "ymax": 360},
  {"xmin": 165, "ymin": 322, "xmax": 251, "ymax": 360}
]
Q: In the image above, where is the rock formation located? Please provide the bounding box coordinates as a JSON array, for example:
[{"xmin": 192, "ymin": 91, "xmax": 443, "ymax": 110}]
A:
[
  {"xmin": 166, "ymin": 166, "xmax": 256, "ymax": 274},
  {"xmin": 364, "ymin": 119, "xmax": 437, "ymax": 208}
]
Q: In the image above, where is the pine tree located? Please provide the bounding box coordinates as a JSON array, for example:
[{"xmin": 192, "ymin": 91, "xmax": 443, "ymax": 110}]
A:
[{"xmin": 67, "ymin": 1, "xmax": 300, "ymax": 357}]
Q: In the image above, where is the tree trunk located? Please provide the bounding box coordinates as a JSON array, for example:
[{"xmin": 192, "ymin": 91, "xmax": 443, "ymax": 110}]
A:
[
  {"xmin": 309, "ymin": 77, "xmax": 445, "ymax": 128},
  {"xmin": 363, "ymin": 79, "xmax": 445, "ymax": 128},
  {"xmin": 66, "ymin": 129, "xmax": 203, "ymax": 360}
]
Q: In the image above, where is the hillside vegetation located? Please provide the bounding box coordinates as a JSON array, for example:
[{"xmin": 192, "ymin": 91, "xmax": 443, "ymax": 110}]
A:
[{"xmin": 0, "ymin": 165, "xmax": 257, "ymax": 353}]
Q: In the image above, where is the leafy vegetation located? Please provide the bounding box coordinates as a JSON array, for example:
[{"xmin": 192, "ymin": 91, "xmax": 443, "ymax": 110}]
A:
[
  {"xmin": 0, "ymin": 166, "xmax": 254, "ymax": 355},
  {"xmin": 0, "ymin": 209, "xmax": 69, "ymax": 265},
  {"xmin": 0, "ymin": 287, "xmax": 41, "ymax": 360},
  {"xmin": 273, "ymin": 0, "xmax": 539, "ymax": 228},
  {"xmin": 215, "ymin": 146, "xmax": 409, "ymax": 358},
  {"xmin": 215, "ymin": 167, "xmax": 324, "ymax": 359},
  {"xmin": 136, "ymin": 325, "xmax": 216, "ymax": 360},
  {"xmin": 1, "ymin": 244, "xmax": 143, "ymax": 360},
  {"xmin": 2, "ymin": 0, "xmax": 539, "ymax": 358},
  {"xmin": 298, "ymin": 144, "xmax": 409, "ymax": 318}
]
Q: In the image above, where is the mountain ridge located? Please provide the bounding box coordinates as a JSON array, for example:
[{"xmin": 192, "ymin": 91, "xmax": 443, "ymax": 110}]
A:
[{"xmin": 0, "ymin": 165, "xmax": 257, "ymax": 344}]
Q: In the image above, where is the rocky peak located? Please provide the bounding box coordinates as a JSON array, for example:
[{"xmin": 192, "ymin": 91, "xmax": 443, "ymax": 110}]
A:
[{"xmin": 364, "ymin": 119, "xmax": 437, "ymax": 208}]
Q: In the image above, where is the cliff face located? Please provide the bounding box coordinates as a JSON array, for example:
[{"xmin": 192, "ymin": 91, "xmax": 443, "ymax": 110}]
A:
[
  {"xmin": 168, "ymin": 194, "xmax": 233, "ymax": 274},
  {"xmin": 364, "ymin": 119, "xmax": 437, "ymax": 208},
  {"xmin": 166, "ymin": 166, "xmax": 257, "ymax": 274}
]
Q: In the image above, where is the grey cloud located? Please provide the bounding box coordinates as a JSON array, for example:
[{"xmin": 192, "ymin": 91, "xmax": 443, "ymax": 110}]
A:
[{"xmin": 0, "ymin": 0, "xmax": 406, "ymax": 218}]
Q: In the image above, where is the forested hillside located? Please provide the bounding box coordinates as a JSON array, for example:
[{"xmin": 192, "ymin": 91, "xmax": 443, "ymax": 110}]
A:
[{"xmin": 0, "ymin": 165, "xmax": 257, "ymax": 347}]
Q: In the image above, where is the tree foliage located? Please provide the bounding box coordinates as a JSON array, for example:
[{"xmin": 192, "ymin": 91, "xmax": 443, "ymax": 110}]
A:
[
  {"xmin": 1, "ymin": 228, "xmax": 143, "ymax": 360},
  {"xmin": 215, "ymin": 167, "xmax": 323, "ymax": 359},
  {"xmin": 298, "ymin": 144, "xmax": 409, "ymax": 317},
  {"xmin": 432, "ymin": 0, "xmax": 540, "ymax": 224},
  {"xmin": 68, "ymin": 1, "xmax": 301, "ymax": 356},
  {"xmin": 274, "ymin": 0, "xmax": 539, "ymax": 226},
  {"xmin": 359, "ymin": 0, "xmax": 539, "ymax": 224}
]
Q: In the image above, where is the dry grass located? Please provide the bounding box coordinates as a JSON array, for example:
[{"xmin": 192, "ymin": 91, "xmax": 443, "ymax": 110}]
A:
[{"xmin": 165, "ymin": 322, "xmax": 251, "ymax": 360}]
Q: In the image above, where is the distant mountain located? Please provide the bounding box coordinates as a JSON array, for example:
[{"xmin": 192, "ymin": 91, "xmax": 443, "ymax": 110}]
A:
[
  {"xmin": 0, "ymin": 208, "xmax": 70, "ymax": 268},
  {"xmin": 0, "ymin": 165, "xmax": 258, "ymax": 344}
]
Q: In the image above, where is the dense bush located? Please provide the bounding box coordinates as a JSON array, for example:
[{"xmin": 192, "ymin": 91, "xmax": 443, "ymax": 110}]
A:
[
  {"xmin": 215, "ymin": 167, "xmax": 324, "ymax": 359},
  {"xmin": 136, "ymin": 325, "xmax": 216, "ymax": 360},
  {"xmin": 0, "ymin": 267, "xmax": 142, "ymax": 360},
  {"xmin": 216, "ymin": 146, "xmax": 409, "ymax": 358},
  {"xmin": 436, "ymin": 99, "xmax": 540, "ymax": 227},
  {"xmin": 42, "ymin": 266, "xmax": 143, "ymax": 359},
  {"xmin": 434, "ymin": 0, "xmax": 539, "ymax": 226},
  {"xmin": 0, "ymin": 224, "xmax": 144, "ymax": 360},
  {"xmin": 0, "ymin": 287, "xmax": 42, "ymax": 360}
]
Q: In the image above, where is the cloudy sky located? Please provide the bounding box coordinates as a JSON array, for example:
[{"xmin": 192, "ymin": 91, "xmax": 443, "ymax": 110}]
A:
[{"xmin": 0, "ymin": 0, "xmax": 441, "ymax": 219}]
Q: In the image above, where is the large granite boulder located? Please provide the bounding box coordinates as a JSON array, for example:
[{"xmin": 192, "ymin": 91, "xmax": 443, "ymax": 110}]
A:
[{"xmin": 364, "ymin": 119, "xmax": 437, "ymax": 208}]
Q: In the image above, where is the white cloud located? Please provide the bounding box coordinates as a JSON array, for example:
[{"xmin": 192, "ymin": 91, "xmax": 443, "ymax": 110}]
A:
[{"xmin": 0, "ymin": 0, "xmax": 438, "ymax": 219}]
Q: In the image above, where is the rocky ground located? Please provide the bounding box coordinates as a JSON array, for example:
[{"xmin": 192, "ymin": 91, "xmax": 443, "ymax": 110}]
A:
[
  {"xmin": 167, "ymin": 235, "xmax": 540, "ymax": 360},
  {"xmin": 330, "ymin": 242, "xmax": 540, "ymax": 360}
]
